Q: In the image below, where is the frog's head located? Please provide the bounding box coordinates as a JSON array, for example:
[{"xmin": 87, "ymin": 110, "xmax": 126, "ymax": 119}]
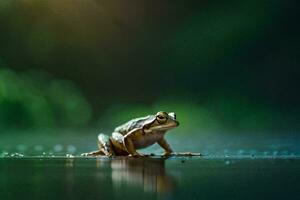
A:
[{"xmin": 146, "ymin": 111, "xmax": 179, "ymax": 132}]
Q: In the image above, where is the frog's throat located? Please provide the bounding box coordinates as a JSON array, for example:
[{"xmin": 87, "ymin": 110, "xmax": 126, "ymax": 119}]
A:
[{"xmin": 144, "ymin": 124, "xmax": 177, "ymax": 133}]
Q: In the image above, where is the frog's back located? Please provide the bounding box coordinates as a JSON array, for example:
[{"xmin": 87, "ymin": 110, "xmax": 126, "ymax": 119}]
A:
[{"xmin": 114, "ymin": 115, "xmax": 155, "ymax": 135}]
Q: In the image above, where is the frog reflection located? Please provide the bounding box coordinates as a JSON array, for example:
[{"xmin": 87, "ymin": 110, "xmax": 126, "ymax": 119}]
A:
[{"xmin": 97, "ymin": 158, "xmax": 176, "ymax": 194}]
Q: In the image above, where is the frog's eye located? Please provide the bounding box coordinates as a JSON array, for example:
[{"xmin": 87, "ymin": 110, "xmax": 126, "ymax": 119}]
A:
[{"xmin": 156, "ymin": 114, "xmax": 167, "ymax": 124}]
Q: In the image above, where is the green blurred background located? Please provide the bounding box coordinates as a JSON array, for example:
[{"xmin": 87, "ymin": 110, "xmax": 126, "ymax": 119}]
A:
[{"xmin": 0, "ymin": 0, "xmax": 299, "ymax": 134}]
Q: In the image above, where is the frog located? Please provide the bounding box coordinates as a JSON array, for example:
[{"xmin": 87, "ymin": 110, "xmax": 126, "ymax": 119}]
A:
[{"xmin": 84, "ymin": 111, "xmax": 179, "ymax": 157}]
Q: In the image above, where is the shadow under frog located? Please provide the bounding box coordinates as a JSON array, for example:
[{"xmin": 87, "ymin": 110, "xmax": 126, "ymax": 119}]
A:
[{"xmin": 96, "ymin": 157, "xmax": 176, "ymax": 195}]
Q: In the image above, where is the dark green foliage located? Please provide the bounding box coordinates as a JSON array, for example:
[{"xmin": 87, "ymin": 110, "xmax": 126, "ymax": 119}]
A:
[{"xmin": 0, "ymin": 67, "xmax": 92, "ymax": 129}]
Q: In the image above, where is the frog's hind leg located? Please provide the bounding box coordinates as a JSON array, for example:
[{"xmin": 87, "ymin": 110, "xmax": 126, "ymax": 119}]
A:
[
  {"xmin": 97, "ymin": 133, "xmax": 115, "ymax": 156},
  {"xmin": 82, "ymin": 133, "xmax": 115, "ymax": 157}
]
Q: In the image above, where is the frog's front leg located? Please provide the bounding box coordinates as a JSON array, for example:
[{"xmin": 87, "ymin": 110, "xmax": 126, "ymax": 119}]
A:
[
  {"xmin": 157, "ymin": 137, "xmax": 173, "ymax": 156},
  {"xmin": 123, "ymin": 128, "xmax": 144, "ymax": 157}
]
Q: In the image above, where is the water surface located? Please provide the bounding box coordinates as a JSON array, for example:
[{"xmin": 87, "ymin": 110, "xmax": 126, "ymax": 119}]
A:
[
  {"xmin": 1, "ymin": 157, "xmax": 300, "ymax": 200},
  {"xmin": 1, "ymin": 132, "xmax": 300, "ymax": 200}
]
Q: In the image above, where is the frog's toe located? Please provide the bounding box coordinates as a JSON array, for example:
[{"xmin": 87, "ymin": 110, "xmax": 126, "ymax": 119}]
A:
[{"xmin": 106, "ymin": 153, "xmax": 115, "ymax": 157}]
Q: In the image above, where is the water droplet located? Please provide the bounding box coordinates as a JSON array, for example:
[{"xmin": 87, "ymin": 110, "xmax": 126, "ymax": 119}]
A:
[
  {"xmin": 10, "ymin": 153, "xmax": 24, "ymax": 157},
  {"xmin": 0, "ymin": 151, "xmax": 9, "ymax": 157},
  {"xmin": 66, "ymin": 154, "xmax": 74, "ymax": 158},
  {"xmin": 224, "ymin": 150, "xmax": 230, "ymax": 157}
]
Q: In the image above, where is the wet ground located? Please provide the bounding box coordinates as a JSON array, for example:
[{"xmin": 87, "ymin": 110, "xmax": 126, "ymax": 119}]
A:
[
  {"xmin": 1, "ymin": 132, "xmax": 300, "ymax": 200},
  {"xmin": 1, "ymin": 156, "xmax": 300, "ymax": 200}
]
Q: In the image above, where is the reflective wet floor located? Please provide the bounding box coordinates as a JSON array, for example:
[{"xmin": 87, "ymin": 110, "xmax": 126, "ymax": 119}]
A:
[
  {"xmin": 1, "ymin": 157, "xmax": 300, "ymax": 200},
  {"xmin": 1, "ymin": 132, "xmax": 300, "ymax": 199}
]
